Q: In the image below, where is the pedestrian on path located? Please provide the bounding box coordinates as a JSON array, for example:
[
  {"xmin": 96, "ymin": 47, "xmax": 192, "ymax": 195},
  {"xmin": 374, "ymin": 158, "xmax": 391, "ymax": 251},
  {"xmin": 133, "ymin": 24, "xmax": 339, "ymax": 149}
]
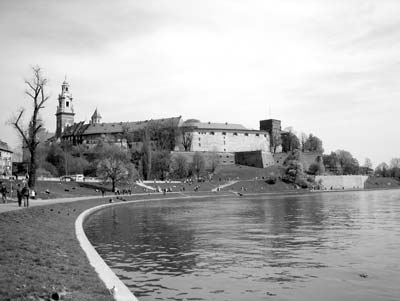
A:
[
  {"xmin": 1, "ymin": 183, "xmax": 7, "ymax": 203},
  {"xmin": 21, "ymin": 185, "xmax": 30, "ymax": 208},
  {"xmin": 16, "ymin": 184, "xmax": 22, "ymax": 207}
]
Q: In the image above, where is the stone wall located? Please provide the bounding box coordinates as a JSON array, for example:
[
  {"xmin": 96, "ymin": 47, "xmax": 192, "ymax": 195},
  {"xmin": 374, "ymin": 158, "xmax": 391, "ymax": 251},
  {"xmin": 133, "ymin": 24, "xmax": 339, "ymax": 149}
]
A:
[
  {"xmin": 235, "ymin": 151, "xmax": 275, "ymax": 168},
  {"xmin": 171, "ymin": 151, "xmax": 235, "ymax": 170},
  {"xmin": 299, "ymin": 152, "xmax": 321, "ymax": 171},
  {"xmin": 190, "ymin": 130, "xmax": 270, "ymax": 153},
  {"xmin": 315, "ymin": 175, "xmax": 369, "ymax": 190}
]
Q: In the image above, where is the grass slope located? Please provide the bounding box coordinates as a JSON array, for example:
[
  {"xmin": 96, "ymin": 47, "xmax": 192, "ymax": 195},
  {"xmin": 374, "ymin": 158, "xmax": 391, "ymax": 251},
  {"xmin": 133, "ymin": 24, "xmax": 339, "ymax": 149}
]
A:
[{"xmin": 0, "ymin": 198, "xmax": 114, "ymax": 301}]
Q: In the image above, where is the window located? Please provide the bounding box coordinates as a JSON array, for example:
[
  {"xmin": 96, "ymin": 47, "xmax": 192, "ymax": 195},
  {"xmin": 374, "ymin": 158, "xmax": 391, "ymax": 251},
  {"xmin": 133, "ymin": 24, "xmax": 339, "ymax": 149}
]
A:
[
  {"xmin": 233, "ymin": 132, "xmax": 238, "ymax": 136},
  {"xmin": 256, "ymin": 133, "xmax": 259, "ymax": 137},
  {"xmin": 210, "ymin": 131, "xmax": 215, "ymax": 135},
  {"xmin": 222, "ymin": 132, "xmax": 226, "ymax": 135},
  {"xmin": 245, "ymin": 133, "xmax": 249, "ymax": 136},
  {"xmin": 66, "ymin": 101, "xmax": 69, "ymax": 107},
  {"xmin": 199, "ymin": 143, "xmax": 201, "ymax": 147}
]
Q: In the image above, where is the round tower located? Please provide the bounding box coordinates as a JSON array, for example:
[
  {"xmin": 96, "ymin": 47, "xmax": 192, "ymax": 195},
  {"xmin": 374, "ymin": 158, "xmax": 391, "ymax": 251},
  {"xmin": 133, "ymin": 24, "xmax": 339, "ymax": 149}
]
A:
[{"xmin": 55, "ymin": 78, "xmax": 75, "ymax": 137}]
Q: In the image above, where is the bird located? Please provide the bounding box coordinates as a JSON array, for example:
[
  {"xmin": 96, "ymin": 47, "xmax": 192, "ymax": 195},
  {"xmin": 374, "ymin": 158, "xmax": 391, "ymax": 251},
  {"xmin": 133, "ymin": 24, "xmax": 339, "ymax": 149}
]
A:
[
  {"xmin": 109, "ymin": 285, "xmax": 117, "ymax": 296},
  {"xmin": 359, "ymin": 273, "xmax": 368, "ymax": 278}
]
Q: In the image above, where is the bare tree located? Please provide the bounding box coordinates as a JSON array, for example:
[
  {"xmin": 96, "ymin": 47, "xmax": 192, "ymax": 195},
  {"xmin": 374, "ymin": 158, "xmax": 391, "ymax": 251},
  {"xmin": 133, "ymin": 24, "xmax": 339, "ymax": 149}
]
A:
[
  {"xmin": 181, "ymin": 126, "xmax": 194, "ymax": 151},
  {"xmin": 10, "ymin": 66, "xmax": 49, "ymax": 188}
]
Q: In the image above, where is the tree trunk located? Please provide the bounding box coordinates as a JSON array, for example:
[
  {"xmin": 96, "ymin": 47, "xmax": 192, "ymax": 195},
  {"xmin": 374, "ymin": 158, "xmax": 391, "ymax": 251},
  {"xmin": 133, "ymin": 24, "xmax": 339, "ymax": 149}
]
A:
[{"xmin": 28, "ymin": 148, "xmax": 36, "ymax": 189}]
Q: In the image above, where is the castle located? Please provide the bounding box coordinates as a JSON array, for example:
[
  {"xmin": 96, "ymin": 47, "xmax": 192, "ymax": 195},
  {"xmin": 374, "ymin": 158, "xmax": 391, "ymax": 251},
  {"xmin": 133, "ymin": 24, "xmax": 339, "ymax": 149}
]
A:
[{"xmin": 55, "ymin": 79, "xmax": 284, "ymax": 168}]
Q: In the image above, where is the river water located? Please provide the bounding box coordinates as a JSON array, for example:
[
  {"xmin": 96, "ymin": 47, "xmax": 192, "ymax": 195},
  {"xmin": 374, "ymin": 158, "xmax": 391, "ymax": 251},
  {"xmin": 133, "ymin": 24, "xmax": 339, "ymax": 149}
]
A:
[{"xmin": 84, "ymin": 190, "xmax": 400, "ymax": 300}]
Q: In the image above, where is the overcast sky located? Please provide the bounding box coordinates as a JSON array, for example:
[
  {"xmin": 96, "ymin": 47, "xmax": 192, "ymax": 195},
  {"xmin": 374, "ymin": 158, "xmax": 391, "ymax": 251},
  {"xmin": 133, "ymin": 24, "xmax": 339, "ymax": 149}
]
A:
[{"xmin": 1, "ymin": 0, "xmax": 399, "ymax": 166}]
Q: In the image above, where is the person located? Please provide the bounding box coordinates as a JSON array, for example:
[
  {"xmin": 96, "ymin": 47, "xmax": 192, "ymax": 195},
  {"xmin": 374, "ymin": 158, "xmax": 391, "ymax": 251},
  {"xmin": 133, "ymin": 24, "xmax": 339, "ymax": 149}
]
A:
[
  {"xmin": 101, "ymin": 189, "xmax": 105, "ymax": 197},
  {"xmin": 1, "ymin": 183, "xmax": 7, "ymax": 204},
  {"xmin": 21, "ymin": 185, "xmax": 30, "ymax": 208},
  {"xmin": 16, "ymin": 184, "xmax": 22, "ymax": 207}
]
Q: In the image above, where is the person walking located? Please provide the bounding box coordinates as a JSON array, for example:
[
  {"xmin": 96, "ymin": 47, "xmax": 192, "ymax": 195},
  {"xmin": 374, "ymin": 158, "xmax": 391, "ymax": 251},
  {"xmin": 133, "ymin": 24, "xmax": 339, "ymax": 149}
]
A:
[
  {"xmin": 1, "ymin": 183, "xmax": 7, "ymax": 204},
  {"xmin": 16, "ymin": 184, "xmax": 22, "ymax": 207},
  {"xmin": 21, "ymin": 185, "xmax": 30, "ymax": 208}
]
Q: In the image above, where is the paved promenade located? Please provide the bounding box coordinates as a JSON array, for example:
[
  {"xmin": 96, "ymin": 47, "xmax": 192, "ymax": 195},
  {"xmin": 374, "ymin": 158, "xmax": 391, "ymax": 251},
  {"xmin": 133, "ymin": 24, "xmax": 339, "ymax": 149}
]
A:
[{"xmin": 0, "ymin": 195, "xmax": 105, "ymax": 214}]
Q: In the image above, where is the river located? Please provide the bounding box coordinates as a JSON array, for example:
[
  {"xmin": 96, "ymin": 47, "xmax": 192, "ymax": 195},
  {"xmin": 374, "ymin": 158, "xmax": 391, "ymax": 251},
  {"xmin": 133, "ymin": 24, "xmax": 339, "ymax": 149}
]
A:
[{"xmin": 84, "ymin": 190, "xmax": 400, "ymax": 300}]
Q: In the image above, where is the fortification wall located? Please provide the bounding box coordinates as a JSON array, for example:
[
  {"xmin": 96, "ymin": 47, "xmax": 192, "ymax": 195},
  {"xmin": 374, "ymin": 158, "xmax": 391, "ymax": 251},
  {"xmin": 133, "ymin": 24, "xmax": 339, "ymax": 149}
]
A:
[
  {"xmin": 191, "ymin": 131, "xmax": 269, "ymax": 153},
  {"xmin": 235, "ymin": 151, "xmax": 275, "ymax": 168},
  {"xmin": 171, "ymin": 151, "xmax": 235, "ymax": 170},
  {"xmin": 299, "ymin": 152, "xmax": 321, "ymax": 170},
  {"xmin": 315, "ymin": 175, "xmax": 369, "ymax": 190}
]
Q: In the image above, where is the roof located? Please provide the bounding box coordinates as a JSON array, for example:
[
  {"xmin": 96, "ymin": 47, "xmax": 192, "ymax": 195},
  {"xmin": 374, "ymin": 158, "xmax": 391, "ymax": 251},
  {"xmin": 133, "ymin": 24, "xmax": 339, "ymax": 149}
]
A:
[
  {"xmin": 62, "ymin": 116, "xmax": 182, "ymax": 137},
  {"xmin": 183, "ymin": 120, "xmax": 251, "ymax": 131},
  {"xmin": 0, "ymin": 140, "xmax": 13, "ymax": 153},
  {"xmin": 91, "ymin": 108, "xmax": 101, "ymax": 119}
]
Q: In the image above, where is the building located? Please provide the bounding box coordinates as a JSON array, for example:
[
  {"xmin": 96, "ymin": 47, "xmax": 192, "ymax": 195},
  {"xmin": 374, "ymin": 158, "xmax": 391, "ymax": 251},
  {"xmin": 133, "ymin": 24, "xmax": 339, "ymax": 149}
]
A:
[
  {"xmin": 181, "ymin": 120, "xmax": 270, "ymax": 153},
  {"xmin": 0, "ymin": 140, "xmax": 13, "ymax": 176},
  {"xmin": 55, "ymin": 78, "xmax": 75, "ymax": 138},
  {"xmin": 54, "ymin": 79, "xmax": 281, "ymax": 168}
]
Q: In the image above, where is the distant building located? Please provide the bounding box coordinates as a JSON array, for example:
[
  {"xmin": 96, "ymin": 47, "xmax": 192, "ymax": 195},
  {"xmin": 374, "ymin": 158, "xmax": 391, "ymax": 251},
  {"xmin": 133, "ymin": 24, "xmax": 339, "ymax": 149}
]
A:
[
  {"xmin": 181, "ymin": 120, "xmax": 270, "ymax": 153},
  {"xmin": 0, "ymin": 140, "xmax": 13, "ymax": 176},
  {"xmin": 53, "ymin": 79, "xmax": 286, "ymax": 169}
]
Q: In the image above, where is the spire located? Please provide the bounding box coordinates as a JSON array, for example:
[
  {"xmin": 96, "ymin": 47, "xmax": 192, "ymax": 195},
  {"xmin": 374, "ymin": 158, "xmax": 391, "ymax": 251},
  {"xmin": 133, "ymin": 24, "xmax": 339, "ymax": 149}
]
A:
[{"xmin": 91, "ymin": 108, "xmax": 102, "ymax": 124}]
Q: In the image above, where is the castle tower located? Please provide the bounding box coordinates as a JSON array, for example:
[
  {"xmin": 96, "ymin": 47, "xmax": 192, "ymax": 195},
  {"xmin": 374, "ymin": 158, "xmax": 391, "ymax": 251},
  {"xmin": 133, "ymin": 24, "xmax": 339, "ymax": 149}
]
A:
[
  {"xmin": 55, "ymin": 78, "xmax": 75, "ymax": 137},
  {"xmin": 90, "ymin": 108, "xmax": 102, "ymax": 124}
]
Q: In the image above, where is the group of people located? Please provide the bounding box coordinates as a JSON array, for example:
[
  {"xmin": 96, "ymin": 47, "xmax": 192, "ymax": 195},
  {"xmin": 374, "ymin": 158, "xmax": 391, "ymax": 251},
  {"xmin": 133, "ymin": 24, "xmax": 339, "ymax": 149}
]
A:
[{"xmin": 0, "ymin": 182, "xmax": 31, "ymax": 207}]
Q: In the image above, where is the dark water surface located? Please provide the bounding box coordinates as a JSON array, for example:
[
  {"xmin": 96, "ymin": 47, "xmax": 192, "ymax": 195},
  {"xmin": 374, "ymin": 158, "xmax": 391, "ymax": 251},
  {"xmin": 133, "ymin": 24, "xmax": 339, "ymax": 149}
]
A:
[{"xmin": 84, "ymin": 190, "xmax": 400, "ymax": 300}]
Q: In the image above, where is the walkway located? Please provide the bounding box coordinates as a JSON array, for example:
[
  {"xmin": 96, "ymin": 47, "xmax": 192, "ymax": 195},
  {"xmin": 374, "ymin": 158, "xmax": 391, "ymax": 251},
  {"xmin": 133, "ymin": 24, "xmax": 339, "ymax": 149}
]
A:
[{"xmin": 211, "ymin": 180, "xmax": 239, "ymax": 192}]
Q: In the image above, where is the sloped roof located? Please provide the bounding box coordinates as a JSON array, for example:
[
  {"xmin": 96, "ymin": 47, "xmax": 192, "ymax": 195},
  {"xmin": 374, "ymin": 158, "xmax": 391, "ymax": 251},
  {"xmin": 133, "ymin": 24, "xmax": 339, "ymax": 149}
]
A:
[
  {"xmin": 91, "ymin": 108, "xmax": 101, "ymax": 119},
  {"xmin": 0, "ymin": 140, "xmax": 12, "ymax": 153},
  {"xmin": 63, "ymin": 116, "xmax": 182, "ymax": 137},
  {"xmin": 183, "ymin": 120, "xmax": 248, "ymax": 131}
]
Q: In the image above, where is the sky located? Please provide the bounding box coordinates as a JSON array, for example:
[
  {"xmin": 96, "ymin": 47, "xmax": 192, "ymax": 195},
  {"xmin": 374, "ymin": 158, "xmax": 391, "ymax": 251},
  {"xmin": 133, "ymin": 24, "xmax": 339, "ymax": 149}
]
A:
[{"xmin": 1, "ymin": 0, "xmax": 400, "ymax": 167}]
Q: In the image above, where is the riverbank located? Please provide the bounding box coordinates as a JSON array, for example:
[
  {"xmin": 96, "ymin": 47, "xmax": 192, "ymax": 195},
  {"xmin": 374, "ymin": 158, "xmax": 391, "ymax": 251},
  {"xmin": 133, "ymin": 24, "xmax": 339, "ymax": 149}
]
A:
[
  {"xmin": 0, "ymin": 192, "xmax": 219, "ymax": 300},
  {"xmin": 1, "ymin": 186, "xmax": 399, "ymax": 300}
]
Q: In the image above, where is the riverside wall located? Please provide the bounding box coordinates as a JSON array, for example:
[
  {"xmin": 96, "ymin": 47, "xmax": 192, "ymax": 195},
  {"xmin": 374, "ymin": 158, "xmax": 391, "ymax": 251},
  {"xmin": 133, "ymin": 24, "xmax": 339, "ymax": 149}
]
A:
[{"xmin": 315, "ymin": 175, "xmax": 369, "ymax": 190}]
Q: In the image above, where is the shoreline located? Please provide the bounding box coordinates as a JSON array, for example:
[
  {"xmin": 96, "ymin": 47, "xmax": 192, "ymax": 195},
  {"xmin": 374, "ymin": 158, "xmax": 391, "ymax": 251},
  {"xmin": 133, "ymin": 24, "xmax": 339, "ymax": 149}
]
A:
[{"xmin": 1, "ymin": 187, "xmax": 399, "ymax": 300}]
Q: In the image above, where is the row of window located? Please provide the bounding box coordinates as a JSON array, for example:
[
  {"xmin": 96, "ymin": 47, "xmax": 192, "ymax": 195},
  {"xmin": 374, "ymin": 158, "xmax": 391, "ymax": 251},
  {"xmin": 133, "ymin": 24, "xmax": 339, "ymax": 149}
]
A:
[{"xmin": 198, "ymin": 131, "xmax": 266, "ymax": 137}]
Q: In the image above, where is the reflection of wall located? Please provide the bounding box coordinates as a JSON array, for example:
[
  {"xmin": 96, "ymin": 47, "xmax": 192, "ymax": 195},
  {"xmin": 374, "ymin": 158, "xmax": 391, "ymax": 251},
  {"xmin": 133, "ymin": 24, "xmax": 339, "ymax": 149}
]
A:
[{"xmin": 316, "ymin": 175, "xmax": 369, "ymax": 190}]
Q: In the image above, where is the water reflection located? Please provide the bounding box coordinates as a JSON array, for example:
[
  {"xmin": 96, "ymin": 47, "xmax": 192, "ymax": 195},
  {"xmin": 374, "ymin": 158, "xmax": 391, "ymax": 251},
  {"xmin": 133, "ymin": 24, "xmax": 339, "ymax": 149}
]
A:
[{"xmin": 84, "ymin": 190, "xmax": 400, "ymax": 300}]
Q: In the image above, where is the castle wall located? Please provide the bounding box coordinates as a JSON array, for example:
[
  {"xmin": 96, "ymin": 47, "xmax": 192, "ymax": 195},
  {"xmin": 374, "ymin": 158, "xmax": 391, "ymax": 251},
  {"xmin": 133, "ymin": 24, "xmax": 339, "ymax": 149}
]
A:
[
  {"xmin": 190, "ymin": 131, "xmax": 269, "ymax": 153},
  {"xmin": 315, "ymin": 175, "xmax": 369, "ymax": 190},
  {"xmin": 171, "ymin": 151, "xmax": 235, "ymax": 170},
  {"xmin": 235, "ymin": 151, "xmax": 275, "ymax": 168}
]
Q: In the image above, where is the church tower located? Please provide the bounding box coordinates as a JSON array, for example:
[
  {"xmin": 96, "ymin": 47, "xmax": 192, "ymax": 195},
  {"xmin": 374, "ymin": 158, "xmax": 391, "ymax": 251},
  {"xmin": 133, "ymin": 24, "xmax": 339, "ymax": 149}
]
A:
[
  {"xmin": 90, "ymin": 108, "xmax": 102, "ymax": 124},
  {"xmin": 55, "ymin": 78, "xmax": 75, "ymax": 138}
]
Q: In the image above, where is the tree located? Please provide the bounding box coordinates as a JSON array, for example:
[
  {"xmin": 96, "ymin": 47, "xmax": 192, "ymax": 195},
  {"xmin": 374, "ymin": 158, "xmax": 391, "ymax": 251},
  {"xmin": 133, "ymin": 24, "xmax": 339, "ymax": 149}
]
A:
[
  {"xmin": 151, "ymin": 151, "xmax": 170, "ymax": 180},
  {"xmin": 308, "ymin": 155, "xmax": 325, "ymax": 175},
  {"xmin": 10, "ymin": 66, "xmax": 49, "ymax": 188},
  {"xmin": 281, "ymin": 131, "xmax": 300, "ymax": 153},
  {"xmin": 336, "ymin": 150, "xmax": 359, "ymax": 175},
  {"xmin": 363, "ymin": 158, "xmax": 373, "ymax": 169},
  {"xmin": 97, "ymin": 144, "xmax": 133, "ymax": 192},
  {"xmin": 181, "ymin": 126, "xmax": 194, "ymax": 151},
  {"xmin": 375, "ymin": 162, "xmax": 389, "ymax": 177},
  {"xmin": 389, "ymin": 158, "xmax": 400, "ymax": 169},
  {"xmin": 270, "ymin": 130, "xmax": 282, "ymax": 153},
  {"xmin": 299, "ymin": 132, "xmax": 307, "ymax": 152},
  {"xmin": 141, "ymin": 128, "xmax": 152, "ymax": 180},
  {"xmin": 191, "ymin": 152, "xmax": 205, "ymax": 178},
  {"xmin": 171, "ymin": 154, "xmax": 189, "ymax": 179},
  {"xmin": 303, "ymin": 134, "xmax": 324, "ymax": 153}
]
